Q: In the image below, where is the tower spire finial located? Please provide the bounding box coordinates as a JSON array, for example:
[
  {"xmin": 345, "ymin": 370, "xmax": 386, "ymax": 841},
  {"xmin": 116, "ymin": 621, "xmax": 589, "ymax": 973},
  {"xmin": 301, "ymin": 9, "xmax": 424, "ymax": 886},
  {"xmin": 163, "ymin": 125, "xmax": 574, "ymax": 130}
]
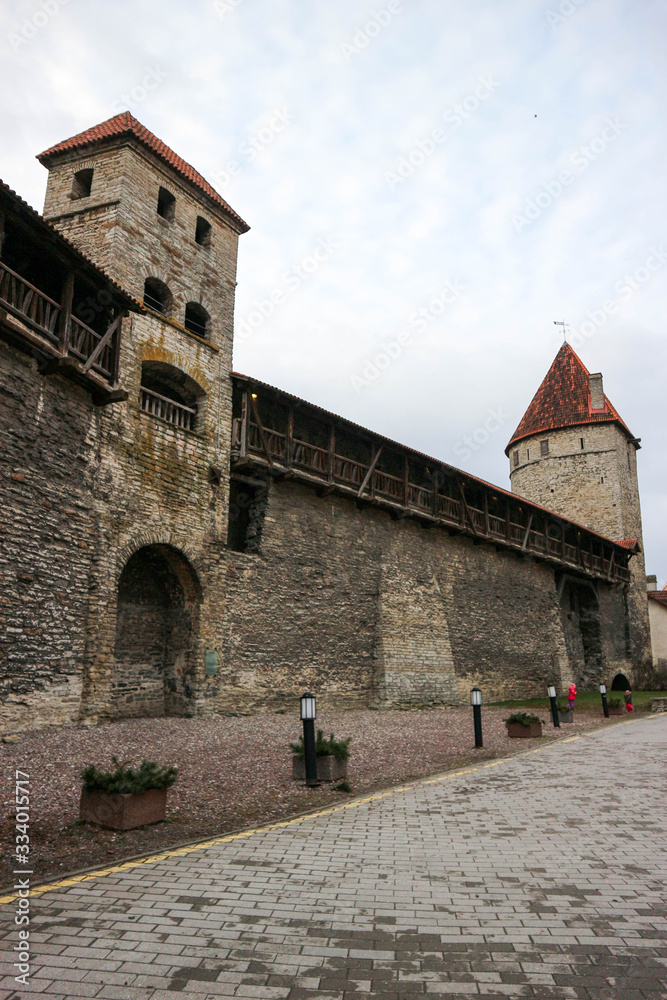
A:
[{"xmin": 553, "ymin": 319, "xmax": 569, "ymax": 344}]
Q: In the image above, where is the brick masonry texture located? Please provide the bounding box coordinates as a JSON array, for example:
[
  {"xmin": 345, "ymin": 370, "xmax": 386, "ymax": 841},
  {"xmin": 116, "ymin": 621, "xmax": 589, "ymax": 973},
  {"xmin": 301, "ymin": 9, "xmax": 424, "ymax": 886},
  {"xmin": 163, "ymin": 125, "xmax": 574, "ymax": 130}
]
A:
[
  {"xmin": 0, "ymin": 121, "xmax": 654, "ymax": 730},
  {"xmin": 1, "ymin": 715, "xmax": 665, "ymax": 998}
]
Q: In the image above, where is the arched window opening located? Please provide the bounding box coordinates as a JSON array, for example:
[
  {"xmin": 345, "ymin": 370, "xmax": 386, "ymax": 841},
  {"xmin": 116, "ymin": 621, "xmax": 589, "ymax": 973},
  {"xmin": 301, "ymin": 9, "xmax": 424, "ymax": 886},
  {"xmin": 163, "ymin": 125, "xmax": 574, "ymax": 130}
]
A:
[
  {"xmin": 157, "ymin": 187, "xmax": 175, "ymax": 220},
  {"xmin": 143, "ymin": 277, "xmax": 172, "ymax": 315},
  {"xmin": 139, "ymin": 361, "xmax": 203, "ymax": 431},
  {"xmin": 195, "ymin": 216, "xmax": 212, "ymax": 247},
  {"xmin": 71, "ymin": 169, "xmax": 93, "ymax": 200},
  {"xmin": 184, "ymin": 301, "xmax": 210, "ymax": 338}
]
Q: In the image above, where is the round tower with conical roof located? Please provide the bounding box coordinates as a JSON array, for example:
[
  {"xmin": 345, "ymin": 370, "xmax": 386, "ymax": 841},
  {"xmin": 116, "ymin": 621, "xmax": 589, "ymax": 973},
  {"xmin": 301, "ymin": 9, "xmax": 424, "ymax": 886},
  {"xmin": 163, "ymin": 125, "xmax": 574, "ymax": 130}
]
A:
[{"xmin": 505, "ymin": 343, "xmax": 652, "ymax": 685}]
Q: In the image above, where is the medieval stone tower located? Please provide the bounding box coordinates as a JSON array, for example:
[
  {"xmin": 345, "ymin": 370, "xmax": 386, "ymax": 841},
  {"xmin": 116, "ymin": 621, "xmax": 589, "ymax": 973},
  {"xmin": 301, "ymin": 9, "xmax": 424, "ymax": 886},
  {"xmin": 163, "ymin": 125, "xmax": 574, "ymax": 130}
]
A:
[
  {"xmin": 32, "ymin": 112, "xmax": 250, "ymax": 722},
  {"xmin": 505, "ymin": 342, "xmax": 652, "ymax": 684}
]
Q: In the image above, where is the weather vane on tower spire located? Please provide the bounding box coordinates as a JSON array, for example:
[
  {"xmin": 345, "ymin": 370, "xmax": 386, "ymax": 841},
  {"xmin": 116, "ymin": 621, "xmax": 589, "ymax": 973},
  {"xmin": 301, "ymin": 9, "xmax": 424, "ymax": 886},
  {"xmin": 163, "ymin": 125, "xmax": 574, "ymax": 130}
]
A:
[{"xmin": 553, "ymin": 319, "xmax": 569, "ymax": 344}]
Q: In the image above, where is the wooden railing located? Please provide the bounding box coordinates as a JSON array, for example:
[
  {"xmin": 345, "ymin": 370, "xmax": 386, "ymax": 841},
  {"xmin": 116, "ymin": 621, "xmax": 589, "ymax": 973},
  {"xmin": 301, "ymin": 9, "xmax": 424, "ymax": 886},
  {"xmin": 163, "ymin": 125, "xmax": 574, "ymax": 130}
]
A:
[
  {"xmin": 0, "ymin": 259, "xmax": 61, "ymax": 344},
  {"xmin": 139, "ymin": 386, "xmax": 196, "ymax": 430},
  {"xmin": 68, "ymin": 316, "xmax": 114, "ymax": 378},
  {"xmin": 238, "ymin": 415, "xmax": 632, "ymax": 584},
  {"xmin": 0, "ymin": 259, "xmax": 121, "ymax": 383}
]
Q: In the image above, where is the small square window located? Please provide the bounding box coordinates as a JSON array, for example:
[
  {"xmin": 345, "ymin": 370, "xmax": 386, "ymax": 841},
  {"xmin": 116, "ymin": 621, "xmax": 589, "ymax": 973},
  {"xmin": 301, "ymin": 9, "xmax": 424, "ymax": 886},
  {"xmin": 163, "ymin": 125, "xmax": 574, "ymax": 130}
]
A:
[
  {"xmin": 71, "ymin": 168, "xmax": 93, "ymax": 200},
  {"xmin": 157, "ymin": 187, "xmax": 175, "ymax": 220},
  {"xmin": 513, "ymin": 450, "xmax": 519, "ymax": 468},
  {"xmin": 195, "ymin": 216, "xmax": 212, "ymax": 247},
  {"xmin": 540, "ymin": 439, "xmax": 549, "ymax": 456}
]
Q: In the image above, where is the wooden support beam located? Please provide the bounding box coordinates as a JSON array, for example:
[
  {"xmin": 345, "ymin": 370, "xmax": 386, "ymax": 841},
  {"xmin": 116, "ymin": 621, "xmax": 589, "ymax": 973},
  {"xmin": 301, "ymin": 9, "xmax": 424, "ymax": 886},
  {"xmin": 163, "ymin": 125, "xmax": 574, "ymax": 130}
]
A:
[
  {"xmin": 59, "ymin": 270, "xmax": 74, "ymax": 353},
  {"xmin": 484, "ymin": 492, "xmax": 490, "ymax": 535},
  {"xmin": 432, "ymin": 470, "xmax": 439, "ymax": 516},
  {"xmin": 505, "ymin": 499, "xmax": 511, "ymax": 540},
  {"xmin": 521, "ymin": 513, "xmax": 534, "ymax": 552},
  {"xmin": 239, "ymin": 391, "xmax": 248, "ymax": 459},
  {"xmin": 249, "ymin": 392, "xmax": 273, "ymax": 467},
  {"xmin": 456, "ymin": 479, "xmax": 477, "ymax": 535},
  {"xmin": 403, "ymin": 455, "xmax": 409, "ymax": 508},
  {"xmin": 285, "ymin": 405, "xmax": 294, "ymax": 468},
  {"xmin": 357, "ymin": 446, "xmax": 382, "ymax": 497},
  {"xmin": 81, "ymin": 312, "xmax": 123, "ymax": 374},
  {"xmin": 607, "ymin": 549, "xmax": 615, "ymax": 581},
  {"xmin": 328, "ymin": 424, "xmax": 335, "ymax": 484}
]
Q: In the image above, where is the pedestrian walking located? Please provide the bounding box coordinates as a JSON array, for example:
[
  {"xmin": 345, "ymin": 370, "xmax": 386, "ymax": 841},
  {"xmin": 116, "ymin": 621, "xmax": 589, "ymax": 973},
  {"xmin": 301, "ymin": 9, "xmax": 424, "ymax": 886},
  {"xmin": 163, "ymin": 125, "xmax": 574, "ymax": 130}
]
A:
[
  {"xmin": 624, "ymin": 689, "xmax": 634, "ymax": 712},
  {"xmin": 568, "ymin": 682, "xmax": 577, "ymax": 712}
]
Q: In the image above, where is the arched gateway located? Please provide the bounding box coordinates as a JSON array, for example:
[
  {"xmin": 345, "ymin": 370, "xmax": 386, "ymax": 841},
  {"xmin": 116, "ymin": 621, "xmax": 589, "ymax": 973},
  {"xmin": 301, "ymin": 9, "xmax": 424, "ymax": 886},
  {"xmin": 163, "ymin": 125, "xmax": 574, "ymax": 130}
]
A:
[{"xmin": 112, "ymin": 545, "xmax": 201, "ymax": 718}]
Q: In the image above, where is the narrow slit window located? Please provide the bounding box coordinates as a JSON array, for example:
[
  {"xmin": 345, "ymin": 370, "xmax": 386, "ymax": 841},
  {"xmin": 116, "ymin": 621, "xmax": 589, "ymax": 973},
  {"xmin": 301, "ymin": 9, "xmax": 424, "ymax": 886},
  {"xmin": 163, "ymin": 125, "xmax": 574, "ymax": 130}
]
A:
[
  {"xmin": 195, "ymin": 216, "xmax": 212, "ymax": 247},
  {"xmin": 513, "ymin": 450, "xmax": 519, "ymax": 468},
  {"xmin": 71, "ymin": 169, "xmax": 93, "ymax": 200},
  {"xmin": 580, "ymin": 437, "xmax": 585, "ymax": 449},
  {"xmin": 157, "ymin": 187, "xmax": 175, "ymax": 220},
  {"xmin": 527, "ymin": 448, "xmax": 530, "ymax": 461}
]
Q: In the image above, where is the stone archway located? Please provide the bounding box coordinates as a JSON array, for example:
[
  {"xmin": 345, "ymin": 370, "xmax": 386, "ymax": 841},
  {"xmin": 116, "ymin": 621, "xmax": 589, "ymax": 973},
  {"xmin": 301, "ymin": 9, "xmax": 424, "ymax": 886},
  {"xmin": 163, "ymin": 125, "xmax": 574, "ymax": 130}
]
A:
[
  {"xmin": 112, "ymin": 545, "xmax": 201, "ymax": 718},
  {"xmin": 611, "ymin": 672, "xmax": 631, "ymax": 691}
]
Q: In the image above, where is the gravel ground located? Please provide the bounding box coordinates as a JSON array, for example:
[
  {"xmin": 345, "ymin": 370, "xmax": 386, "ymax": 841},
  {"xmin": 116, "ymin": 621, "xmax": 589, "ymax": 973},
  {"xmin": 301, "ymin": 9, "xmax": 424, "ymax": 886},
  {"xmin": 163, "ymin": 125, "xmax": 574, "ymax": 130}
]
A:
[{"xmin": 0, "ymin": 705, "xmax": 628, "ymax": 890}]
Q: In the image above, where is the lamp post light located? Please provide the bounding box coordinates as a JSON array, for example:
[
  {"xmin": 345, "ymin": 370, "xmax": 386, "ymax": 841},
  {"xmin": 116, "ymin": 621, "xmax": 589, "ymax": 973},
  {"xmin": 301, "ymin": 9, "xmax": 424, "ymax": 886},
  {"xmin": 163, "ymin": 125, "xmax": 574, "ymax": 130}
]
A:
[
  {"xmin": 470, "ymin": 686, "xmax": 483, "ymax": 748},
  {"xmin": 548, "ymin": 684, "xmax": 560, "ymax": 728},
  {"xmin": 600, "ymin": 683, "xmax": 609, "ymax": 718},
  {"xmin": 300, "ymin": 692, "xmax": 320, "ymax": 787}
]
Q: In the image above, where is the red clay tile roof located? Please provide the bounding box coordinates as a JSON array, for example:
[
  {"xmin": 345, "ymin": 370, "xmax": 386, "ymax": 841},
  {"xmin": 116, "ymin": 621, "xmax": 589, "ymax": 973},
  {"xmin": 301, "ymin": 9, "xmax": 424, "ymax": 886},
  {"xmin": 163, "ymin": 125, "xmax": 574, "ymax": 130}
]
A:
[
  {"xmin": 615, "ymin": 538, "xmax": 640, "ymax": 551},
  {"xmin": 505, "ymin": 343, "xmax": 635, "ymax": 453},
  {"xmin": 37, "ymin": 112, "xmax": 249, "ymax": 233},
  {"xmin": 648, "ymin": 590, "xmax": 667, "ymax": 604}
]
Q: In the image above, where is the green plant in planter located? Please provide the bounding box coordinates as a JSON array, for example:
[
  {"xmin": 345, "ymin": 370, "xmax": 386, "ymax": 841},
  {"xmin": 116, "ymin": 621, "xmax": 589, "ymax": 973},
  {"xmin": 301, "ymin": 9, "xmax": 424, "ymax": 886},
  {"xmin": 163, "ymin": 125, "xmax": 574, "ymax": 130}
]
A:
[
  {"xmin": 608, "ymin": 694, "xmax": 623, "ymax": 709},
  {"xmin": 556, "ymin": 697, "xmax": 571, "ymax": 714},
  {"xmin": 504, "ymin": 712, "xmax": 541, "ymax": 727},
  {"xmin": 290, "ymin": 730, "xmax": 351, "ymax": 761},
  {"xmin": 81, "ymin": 757, "xmax": 178, "ymax": 794}
]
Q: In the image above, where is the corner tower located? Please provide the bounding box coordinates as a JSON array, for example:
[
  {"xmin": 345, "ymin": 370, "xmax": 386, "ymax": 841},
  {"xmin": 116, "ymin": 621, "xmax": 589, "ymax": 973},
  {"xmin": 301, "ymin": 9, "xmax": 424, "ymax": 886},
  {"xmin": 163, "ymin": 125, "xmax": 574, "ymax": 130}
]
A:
[{"xmin": 505, "ymin": 342, "xmax": 652, "ymax": 682}]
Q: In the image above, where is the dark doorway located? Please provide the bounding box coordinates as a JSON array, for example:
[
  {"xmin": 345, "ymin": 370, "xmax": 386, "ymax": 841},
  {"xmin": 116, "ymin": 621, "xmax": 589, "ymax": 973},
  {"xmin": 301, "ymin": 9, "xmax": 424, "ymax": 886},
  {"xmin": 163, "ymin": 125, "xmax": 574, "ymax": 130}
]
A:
[
  {"xmin": 611, "ymin": 672, "xmax": 630, "ymax": 691},
  {"xmin": 112, "ymin": 545, "xmax": 201, "ymax": 718}
]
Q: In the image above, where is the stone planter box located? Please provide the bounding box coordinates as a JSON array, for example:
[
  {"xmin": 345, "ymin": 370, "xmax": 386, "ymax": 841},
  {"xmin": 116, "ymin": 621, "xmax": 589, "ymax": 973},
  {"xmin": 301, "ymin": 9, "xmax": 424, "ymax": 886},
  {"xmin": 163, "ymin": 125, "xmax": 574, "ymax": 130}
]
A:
[
  {"xmin": 558, "ymin": 710, "xmax": 573, "ymax": 723},
  {"xmin": 292, "ymin": 755, "xmax": 347, "ymax": 782},
  {"xmin": 506, "ymin": 721, "xmax": 542, "ymax": 739},
  {"xmin": 652, "ymin": 698, "xmax": 667, "ymax": 713},
  {"xmin": 607, "ymin": 706, "xmax": 624, "ymax": 716},
  {"xmin": 79, "ymin": 788, "xmax": 167, "ymax": 831}
]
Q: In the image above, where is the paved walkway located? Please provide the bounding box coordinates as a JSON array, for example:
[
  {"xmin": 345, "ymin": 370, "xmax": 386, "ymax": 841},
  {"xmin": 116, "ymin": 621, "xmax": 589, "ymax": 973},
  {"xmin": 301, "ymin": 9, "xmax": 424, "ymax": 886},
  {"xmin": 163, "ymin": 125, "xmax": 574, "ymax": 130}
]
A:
[{"xmin": 1, "ymin": 715, "xmax": 666, "ymax": 999}]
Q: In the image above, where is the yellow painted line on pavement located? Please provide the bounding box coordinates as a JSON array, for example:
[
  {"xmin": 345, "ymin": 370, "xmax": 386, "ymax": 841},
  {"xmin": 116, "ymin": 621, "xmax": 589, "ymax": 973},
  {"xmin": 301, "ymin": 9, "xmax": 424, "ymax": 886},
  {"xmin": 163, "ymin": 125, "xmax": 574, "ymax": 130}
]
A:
[
  {"xmin": 423, "ymin": 767, "xmax": 478, "ymax": 785},
  {"xmin": 1, "ymin": 713, "xmax": 662, "ymax": 908}
]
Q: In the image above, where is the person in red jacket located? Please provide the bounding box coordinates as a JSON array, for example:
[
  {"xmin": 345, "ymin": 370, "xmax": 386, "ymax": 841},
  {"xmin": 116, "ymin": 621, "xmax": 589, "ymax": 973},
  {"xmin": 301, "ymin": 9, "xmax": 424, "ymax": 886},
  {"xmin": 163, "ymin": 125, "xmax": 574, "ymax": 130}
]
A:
[
  {"xmin": 624, "ymin": 689, "xmax": 634, "ymax": 712},
  {"xmin": 568, "ymin": 683, "xmax": 577, "ymax": 712}
]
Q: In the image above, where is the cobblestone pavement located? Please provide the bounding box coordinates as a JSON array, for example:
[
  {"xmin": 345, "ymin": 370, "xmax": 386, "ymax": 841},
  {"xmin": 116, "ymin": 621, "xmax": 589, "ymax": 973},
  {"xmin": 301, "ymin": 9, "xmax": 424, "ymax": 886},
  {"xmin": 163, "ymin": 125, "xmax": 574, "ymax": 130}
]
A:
[{"xmin": 1, "ymin": 715, "xmax": 666, "ymax": 999}]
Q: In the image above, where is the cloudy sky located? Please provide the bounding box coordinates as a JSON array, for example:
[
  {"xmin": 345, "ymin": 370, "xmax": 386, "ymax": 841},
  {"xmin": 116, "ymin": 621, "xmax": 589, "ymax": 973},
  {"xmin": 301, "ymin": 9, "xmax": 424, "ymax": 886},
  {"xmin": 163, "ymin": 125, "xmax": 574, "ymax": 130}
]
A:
[{"xmin": 1, "ymin": 0, "xmax": 665, "ymax": 578}]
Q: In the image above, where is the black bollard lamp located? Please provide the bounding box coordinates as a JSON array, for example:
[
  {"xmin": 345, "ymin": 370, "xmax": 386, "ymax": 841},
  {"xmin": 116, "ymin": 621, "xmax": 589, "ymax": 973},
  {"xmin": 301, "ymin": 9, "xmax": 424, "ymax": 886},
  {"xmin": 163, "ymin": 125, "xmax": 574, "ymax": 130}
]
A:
[
  {"xmin": 470, "ymin": 686, "xmax": 483, "ymax": 748},
  {"xmin": 300, "ymin": 692, "xmax": 320, "ymax": 787}
]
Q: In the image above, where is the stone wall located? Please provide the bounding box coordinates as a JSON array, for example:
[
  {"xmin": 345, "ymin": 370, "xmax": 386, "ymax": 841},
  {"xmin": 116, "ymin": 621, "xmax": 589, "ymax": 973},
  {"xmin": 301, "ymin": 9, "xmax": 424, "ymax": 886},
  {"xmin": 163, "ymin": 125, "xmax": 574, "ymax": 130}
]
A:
[
  {"xmin": 218, "ymin": 476, "xmax": 638, "ymax": 712},
  {"xmin": 0, "ymin": 341, "xmax": 97, "ymax": 731},
  {"xmin": 648, "ymin": 599, "xmax": 667, "ymax": 682}
]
